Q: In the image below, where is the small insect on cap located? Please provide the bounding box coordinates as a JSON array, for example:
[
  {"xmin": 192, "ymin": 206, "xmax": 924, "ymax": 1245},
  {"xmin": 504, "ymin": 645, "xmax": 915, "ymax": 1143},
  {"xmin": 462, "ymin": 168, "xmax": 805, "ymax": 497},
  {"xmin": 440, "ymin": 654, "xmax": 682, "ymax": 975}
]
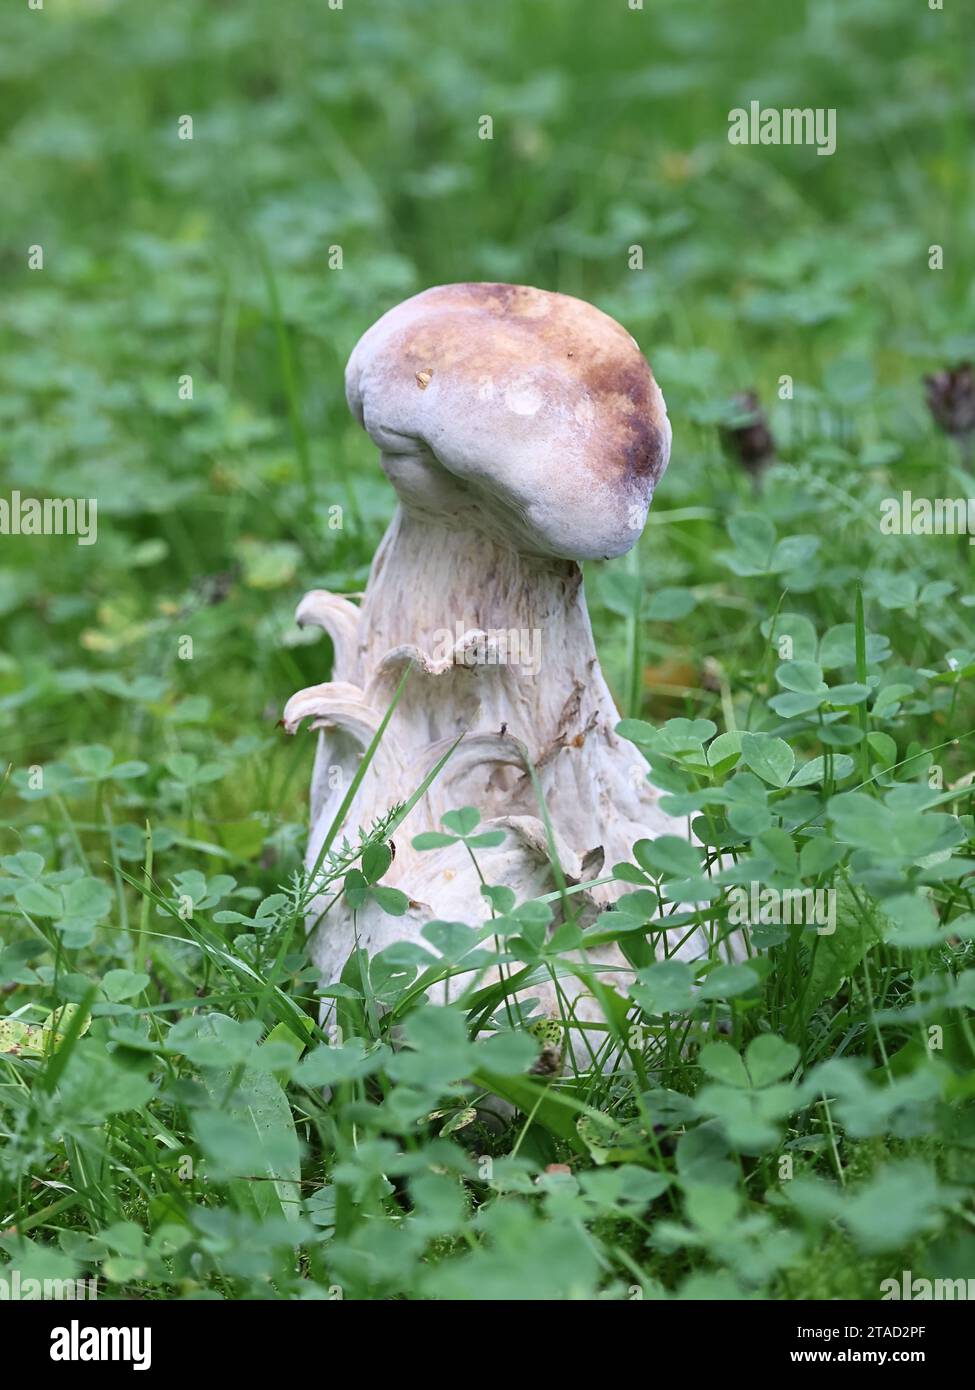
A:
[{"xmin": 345, "ymin": 283, "xmax": 672, "ymax": 561}]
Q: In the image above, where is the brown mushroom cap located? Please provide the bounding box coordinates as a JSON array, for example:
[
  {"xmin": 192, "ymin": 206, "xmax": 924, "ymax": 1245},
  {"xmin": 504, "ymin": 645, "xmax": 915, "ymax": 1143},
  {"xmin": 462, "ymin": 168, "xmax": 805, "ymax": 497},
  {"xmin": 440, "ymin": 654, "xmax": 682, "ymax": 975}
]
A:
[{"xmin": 345, "ymin": 283, "xmax": 671, "ymax": 560}]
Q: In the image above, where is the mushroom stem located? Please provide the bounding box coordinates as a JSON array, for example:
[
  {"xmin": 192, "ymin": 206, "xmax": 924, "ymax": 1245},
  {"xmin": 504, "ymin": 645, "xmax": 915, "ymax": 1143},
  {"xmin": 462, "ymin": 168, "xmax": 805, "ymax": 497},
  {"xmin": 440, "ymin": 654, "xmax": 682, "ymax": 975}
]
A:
[
  {"xmin": 358, "ymin": 504, "xmax": 599, "ymax": 742},
  {"xmin": 288, "ymin": 505, "xmax": 687, "ymax": 1023}
]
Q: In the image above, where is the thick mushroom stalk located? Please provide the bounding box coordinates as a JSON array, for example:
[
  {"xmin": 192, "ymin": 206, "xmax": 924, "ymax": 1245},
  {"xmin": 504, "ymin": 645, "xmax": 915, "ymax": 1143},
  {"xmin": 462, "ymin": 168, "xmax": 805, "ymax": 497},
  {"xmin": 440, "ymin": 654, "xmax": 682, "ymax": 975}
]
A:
[{"xmin": 284, "ymin": 284, "xmax": 692, "ymax": 1050}]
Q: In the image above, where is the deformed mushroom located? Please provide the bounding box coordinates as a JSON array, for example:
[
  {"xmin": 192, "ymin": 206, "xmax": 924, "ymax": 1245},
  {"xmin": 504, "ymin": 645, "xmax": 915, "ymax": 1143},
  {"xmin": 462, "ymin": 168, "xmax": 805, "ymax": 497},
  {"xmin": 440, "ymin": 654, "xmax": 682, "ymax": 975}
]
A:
[{"xmin": 284, "ymin": 283, "xmax": 702, "ymax": 1051}]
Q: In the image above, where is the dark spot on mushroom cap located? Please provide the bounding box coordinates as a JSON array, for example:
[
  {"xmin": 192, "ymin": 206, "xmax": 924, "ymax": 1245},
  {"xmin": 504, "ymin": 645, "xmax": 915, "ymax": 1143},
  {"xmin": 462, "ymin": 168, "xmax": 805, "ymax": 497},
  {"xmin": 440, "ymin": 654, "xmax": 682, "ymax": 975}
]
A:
[
  {"xmin": 621, "ymin": 415, "xmax": 666, "ymax": 482},
  {"xmin": 467, "ymin": 282, "xmax": 522, "ymax": 310},
  {"xmin": 582, "ymin": 357, "xmax": 668, "ymax": 483}
]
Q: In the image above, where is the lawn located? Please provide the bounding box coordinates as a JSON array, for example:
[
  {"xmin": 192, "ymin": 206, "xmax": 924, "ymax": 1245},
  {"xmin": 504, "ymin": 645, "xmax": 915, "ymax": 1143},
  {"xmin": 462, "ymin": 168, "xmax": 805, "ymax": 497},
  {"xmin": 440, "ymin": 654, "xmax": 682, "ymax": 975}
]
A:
[{"xmin": 1, "ymin": 0, "xmax": 974, "ymax": 1301}]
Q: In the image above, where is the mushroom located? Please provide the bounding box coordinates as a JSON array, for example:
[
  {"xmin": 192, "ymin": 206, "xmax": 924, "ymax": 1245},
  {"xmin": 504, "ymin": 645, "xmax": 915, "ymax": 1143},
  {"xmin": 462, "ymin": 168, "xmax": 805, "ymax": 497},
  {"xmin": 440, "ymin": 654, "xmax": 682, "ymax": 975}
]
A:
[{"xmin": 284, "ymin": 283, "xmax": 697, "ymax": 1056}]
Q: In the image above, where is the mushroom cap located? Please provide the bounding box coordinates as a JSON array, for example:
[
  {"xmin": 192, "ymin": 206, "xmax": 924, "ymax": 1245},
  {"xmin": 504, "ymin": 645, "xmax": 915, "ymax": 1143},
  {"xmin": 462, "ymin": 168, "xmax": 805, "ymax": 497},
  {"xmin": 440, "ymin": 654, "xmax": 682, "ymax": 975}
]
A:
[{"xmin": 345, "ymin": 283, "xmax": 671, "ymax": 561}]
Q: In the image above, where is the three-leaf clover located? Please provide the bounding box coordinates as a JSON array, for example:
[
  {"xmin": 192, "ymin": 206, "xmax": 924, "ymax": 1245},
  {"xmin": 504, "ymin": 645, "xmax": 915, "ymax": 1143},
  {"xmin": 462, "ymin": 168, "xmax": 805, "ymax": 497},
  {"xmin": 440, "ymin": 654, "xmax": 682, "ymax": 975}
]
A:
[
  {"xmin": 344, "ymin": 841, "xmax": 409, "ymax": 916},
  {"xmin": 413, "ymin": 806, "xmax": 507, "ymax": 851}
]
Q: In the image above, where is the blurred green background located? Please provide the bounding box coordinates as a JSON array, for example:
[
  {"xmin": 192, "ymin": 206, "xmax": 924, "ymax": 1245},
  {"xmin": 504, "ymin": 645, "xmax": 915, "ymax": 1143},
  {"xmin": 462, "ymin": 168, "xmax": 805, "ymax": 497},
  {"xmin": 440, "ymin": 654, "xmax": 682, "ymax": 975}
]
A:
[
  {"xmin": 1, "ymin": 0, "xmax": 972, "ymax": 852},
  {"xmin": 3, "ymin": 0, "xmax": 975, "ymax": 1306}
]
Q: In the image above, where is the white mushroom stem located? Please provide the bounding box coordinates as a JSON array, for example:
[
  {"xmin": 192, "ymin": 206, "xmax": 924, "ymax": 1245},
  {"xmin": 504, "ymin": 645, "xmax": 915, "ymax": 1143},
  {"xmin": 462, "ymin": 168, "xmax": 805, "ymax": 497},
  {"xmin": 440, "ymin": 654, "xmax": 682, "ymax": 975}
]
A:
[{"xmin": 285, "ymin": 503, "xmax": 693, "ymax": 1041}]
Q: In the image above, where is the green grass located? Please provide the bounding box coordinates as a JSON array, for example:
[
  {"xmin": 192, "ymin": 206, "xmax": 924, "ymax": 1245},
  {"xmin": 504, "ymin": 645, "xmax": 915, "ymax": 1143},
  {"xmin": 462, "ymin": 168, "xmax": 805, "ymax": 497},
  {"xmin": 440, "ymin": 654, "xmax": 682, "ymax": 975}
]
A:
[{"xmin": 1, "ymin": 0, "xmax": 974, "ymax": 1300}]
